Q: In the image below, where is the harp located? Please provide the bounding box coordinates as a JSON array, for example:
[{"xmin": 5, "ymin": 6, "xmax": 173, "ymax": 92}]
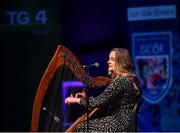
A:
[{"xmin": 31, "ymin": 45, "xmax": 110, "ymax": 132}]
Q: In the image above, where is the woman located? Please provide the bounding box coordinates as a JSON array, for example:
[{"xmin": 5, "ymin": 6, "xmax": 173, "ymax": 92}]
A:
[{"xmin": 65, "ymin": 48, "xmax": 141, "ymax": 132}]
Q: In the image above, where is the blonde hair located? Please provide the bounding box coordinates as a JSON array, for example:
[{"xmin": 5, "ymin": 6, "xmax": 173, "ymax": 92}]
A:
[
  {"xmin": 110, "ymin": 48, "xmax": 133, "ymax": 75},
  {"xmin": 110, "ymin": 48, "xmax": 140, "ymax": 93}
]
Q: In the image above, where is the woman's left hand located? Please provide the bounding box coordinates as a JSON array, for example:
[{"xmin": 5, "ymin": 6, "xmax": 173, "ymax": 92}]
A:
[{"xmin": 65, "ymin": 95, "xmax": 80, "ymax": 105}]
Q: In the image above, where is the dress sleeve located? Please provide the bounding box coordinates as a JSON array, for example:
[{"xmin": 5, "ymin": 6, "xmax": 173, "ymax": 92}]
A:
[{"xmin": 79, "ymin": 77, "xmax": 133, "ymax": 108}]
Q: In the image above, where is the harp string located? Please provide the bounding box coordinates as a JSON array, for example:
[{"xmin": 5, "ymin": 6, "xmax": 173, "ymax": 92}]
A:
[{"xmin": 45, "ymin": 59, "xmax": 79, "ymax": 131}]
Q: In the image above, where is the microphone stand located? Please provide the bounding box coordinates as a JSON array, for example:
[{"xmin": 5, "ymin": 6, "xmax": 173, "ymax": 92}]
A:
[
  {"xmin": 83, "ymin": 86, "xmax": 89, "ymax": 132},
  {"xmin": 83, "ymin": 66, "xmax": 90, "ymax": 132}
]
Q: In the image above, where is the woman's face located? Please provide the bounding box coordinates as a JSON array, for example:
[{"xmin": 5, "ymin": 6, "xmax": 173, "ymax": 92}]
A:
[{"xmin": 107, "ymin": 51, "xmax": 116, "ymax": 75}]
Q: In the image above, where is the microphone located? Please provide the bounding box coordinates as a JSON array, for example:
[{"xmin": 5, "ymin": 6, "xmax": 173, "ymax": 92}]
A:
[
  {"xmin": 83, "ymin": 62, "xmax": 100, "ymax": 68},
  {"xmin": 43, "ymin": 107, "xmax": 60, "ymax": 123}
]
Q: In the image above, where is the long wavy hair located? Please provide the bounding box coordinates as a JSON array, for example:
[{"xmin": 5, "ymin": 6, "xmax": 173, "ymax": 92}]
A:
[
  {"xmin": 110, "ymin": 48, "xmax": 140, "ymax": 93},
  {"xmin": 110, "ymin": 48, "xmax": 133, "ymax": 75}
]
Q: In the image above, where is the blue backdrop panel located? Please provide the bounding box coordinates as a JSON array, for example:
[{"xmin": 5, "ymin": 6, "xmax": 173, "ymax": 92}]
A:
[{"xmin": 127, "ymin": 0, "xmax": 180, "ymax": 131}]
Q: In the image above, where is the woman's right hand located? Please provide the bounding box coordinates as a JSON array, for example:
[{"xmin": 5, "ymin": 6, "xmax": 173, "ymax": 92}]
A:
[{"xmin": 75, "ymin": 92, "xmax": 87, "ymax": 98}]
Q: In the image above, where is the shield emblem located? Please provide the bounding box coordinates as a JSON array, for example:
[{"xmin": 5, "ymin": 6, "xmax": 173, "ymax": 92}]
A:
[{"xmin": 132, "ymin": 32, "xmax": 172, "ymax": 104}]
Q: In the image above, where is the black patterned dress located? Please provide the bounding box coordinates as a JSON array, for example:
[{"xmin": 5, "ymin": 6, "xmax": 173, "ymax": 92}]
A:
[{"xmin": 76, "ymin": 76, "xmax": 140, "ymax": 132}]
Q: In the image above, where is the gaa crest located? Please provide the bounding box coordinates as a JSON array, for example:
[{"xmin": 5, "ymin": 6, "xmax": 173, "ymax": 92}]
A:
[{"xmin": 132, "ymin": 32, "xmax": 172, "ymax": 104}]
